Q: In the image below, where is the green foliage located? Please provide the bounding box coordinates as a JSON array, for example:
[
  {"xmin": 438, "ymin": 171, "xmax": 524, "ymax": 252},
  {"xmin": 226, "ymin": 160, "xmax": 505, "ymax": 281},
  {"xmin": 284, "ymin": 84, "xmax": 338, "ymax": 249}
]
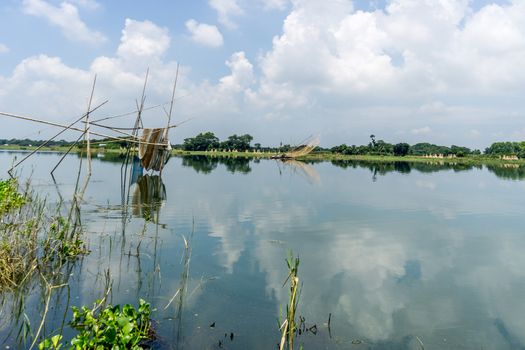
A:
[
  {"xmin": 45, "ymin": 216, "xmax": 89, "ymax": 261},
  {"xmin": 485, "ymin": 141, "xmax": 525, "ymax": 158},
  {"xmin": 0, "ymin": 178, "xmax": 26, "ymax": 215},
  {"xmin": 410, "ymin": 142, "xmax": 452, "ymax": 156},
  {"xmin": 0, "ymin": 138, "xmax": 73, "ymax": 147},
  {"xmin": 450, "ymin": 145, "xmax": 471, "ymax": 157},
  {"xmin": 182, "ymin": 132, "xmax": 254, "ymax": 152},
  {"xmin": 183, "ymin": 132, "xmax": 220, "ymax": 151},
  {"xmin": 39, "ymin": 335, "xmax": 63, "ymax": 350},
  {"xmin": 220, "ymin": 134, "xmax": 253, "ymax": 151},
  {"xmin": 39, "ymin": 299, "xmax": 152, "ymax": 350},
  {"xmin": 393, "ymin": 143, "xmax": 410, "ymax": 156}
]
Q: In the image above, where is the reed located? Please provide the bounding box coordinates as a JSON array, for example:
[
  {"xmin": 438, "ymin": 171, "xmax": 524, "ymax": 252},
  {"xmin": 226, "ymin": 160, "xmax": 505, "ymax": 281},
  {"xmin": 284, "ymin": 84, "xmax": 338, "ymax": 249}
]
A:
[
  {"xmin": 1, "ymin": 177, "xmax": 89, "ymax": 347},
  {"xmin": 280, "ymin": 251, "xmax": 301, "ymax": 350}
]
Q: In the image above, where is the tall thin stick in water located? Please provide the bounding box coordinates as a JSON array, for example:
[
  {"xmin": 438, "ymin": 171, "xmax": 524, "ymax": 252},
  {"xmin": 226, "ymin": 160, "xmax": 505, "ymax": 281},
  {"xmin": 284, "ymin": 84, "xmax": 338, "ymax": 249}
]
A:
[{"xmin": 85, "ymin": 75, "xmax": 97, "ymax": 176}]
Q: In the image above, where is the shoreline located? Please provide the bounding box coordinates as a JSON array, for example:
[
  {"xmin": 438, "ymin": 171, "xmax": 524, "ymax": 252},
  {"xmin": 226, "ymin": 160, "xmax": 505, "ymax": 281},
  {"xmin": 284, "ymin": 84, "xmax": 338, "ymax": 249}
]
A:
[{"xmin": 1, "ymin": 146, "xmax": 524, "ymax": 166}]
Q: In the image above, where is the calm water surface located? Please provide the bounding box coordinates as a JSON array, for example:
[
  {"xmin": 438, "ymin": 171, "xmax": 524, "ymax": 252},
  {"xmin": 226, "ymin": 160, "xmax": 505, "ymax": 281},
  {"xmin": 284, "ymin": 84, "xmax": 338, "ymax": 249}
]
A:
[{"xmin": 1, "ymin": 151, "xmax": 525, "ymax": 349}]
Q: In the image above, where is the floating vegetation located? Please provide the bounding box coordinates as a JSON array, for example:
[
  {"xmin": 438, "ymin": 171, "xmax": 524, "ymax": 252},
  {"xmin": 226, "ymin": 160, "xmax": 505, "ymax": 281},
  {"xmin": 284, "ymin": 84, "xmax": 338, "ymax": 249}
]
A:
[{"xmin": 39, "ymin": 299, "xmax": 152, "ymax": 350}]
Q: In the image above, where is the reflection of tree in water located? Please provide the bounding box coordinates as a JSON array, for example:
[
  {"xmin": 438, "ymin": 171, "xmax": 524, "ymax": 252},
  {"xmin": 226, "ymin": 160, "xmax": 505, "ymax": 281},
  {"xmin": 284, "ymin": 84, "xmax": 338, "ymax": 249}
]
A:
[
  {"xmin": 78, "ymin": 152, "xmax": 126, "ymax": 163},
  {"xmin": 181, "ymin": 156, "xmax": 219, "ymax": 174},
  {"xmin": 486, "ymin": 164, "xmax": 525, "ymax": 180},
  {"xmin": 221, "ymin": 157, "xmax": 251, "ymax": 174},
  {"xmin": 181, "ymin": 155, "xmax": 251, "ymax": 174},
  {"xmin": 331, "ymin": 160, "xmax": 480, "ymax": 179},
  {"xmin": 132, "ymin": 175, "xmax": 166, "ymax": 222}
]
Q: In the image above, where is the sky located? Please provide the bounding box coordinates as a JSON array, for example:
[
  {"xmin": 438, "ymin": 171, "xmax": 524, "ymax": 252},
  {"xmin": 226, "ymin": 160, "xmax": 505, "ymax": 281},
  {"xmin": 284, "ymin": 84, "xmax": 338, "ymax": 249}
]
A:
[{"xmin": 0, "ymin": 0, "xmax": 524, "ymax": 149}]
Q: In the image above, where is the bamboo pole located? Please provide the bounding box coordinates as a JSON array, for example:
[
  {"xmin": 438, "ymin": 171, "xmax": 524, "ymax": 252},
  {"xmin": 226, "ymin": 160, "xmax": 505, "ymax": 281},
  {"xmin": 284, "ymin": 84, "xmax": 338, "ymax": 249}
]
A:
[
  {"xmin": 50, "ymin": 131, "xmax": 86, "ymax": 176},
  {"xmin": 89, "ymin": 92, "xmax": 190, "ymax": 124},
  {"xmin": 85, "ymin": 75, "xmax": 97, "ymax": 175},
  {"xmin": 7, "ymin": 100, "xmax": 108, "ymax": 175},
  {"xmin": 166, "ymin": 63, "xmax": 179, "ymax": 139},
  {"xmin": 160, "ymin": 63, "xmax": 179, "ymax": 177},
  {"xmin": 0, "ymin": 111, "xmax": 170, "ymax": 146}
]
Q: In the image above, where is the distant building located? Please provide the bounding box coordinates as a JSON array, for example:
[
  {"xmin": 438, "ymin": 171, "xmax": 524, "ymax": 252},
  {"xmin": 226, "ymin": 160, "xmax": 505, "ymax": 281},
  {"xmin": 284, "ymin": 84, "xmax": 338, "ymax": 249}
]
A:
[{"xmin": 501, "ymin": 155, "xmax": 519, "ymax": 160}]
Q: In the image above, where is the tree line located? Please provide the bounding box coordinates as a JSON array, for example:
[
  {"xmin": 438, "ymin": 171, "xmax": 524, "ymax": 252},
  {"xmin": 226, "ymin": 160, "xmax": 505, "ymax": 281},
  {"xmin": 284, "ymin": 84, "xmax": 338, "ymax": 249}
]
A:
[
  {"xmin": 2, "ymin": 133, "xmax": 525, "ymax": 158},
  {"xmin": 329, "ymin": 136, "xmax": 477, "ymax": 157},
  {"xmin": 178, "ymin": 132, "xmax": 525, "ymax": 158}
]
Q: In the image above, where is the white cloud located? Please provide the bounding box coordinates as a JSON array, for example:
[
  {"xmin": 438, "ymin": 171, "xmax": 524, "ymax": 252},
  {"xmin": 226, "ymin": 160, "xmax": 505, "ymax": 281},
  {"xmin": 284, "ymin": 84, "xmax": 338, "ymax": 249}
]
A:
[
  {"xmin": 219, "ymin": 51, "xmax": 254, "ymax": 92},
  {"xmin": 185, "ymin": 19, "xmax": 224, "ymax": 48},
  {"xmin": 116, "ymin": 19, "xmax": 170, "ymax": 60},
  {"xmin": 0, "ymin": 18, "xmax": 259, "ymax": 143},
  {"xmin": 209, "ymin": 0, "xmax": 243, "ymax": 29},
  {"xmin": 236, "ymin": 0, "xmax": 525, "ymax": 146},
  {"xmin": 411, "ymin": 126, "xmax": 432, "ymax": 135},
  {"xmin": 22, "ymin": 0, "xmax": 106, "ymax": 44},
  {"xmin": 261, "ymin": 0, "xmax": 289, "ymax": 10},
  {"xmin": 0, "ymin": 43, "xmax": 9, "ymax": 54},
  {"xmin": 255, "ymin": 0, "xmax": 525, "ymax": 100},
  {"xmin": 4, "ymin": 1, "xmax": 525, "ymax": 147}
]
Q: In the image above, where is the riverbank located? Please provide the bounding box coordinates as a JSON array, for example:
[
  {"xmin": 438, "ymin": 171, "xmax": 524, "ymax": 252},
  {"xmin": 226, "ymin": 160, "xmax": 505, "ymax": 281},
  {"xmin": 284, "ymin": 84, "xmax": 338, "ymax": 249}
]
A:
[
  {"xmin": 171, "ymin": 150, "xmax": 525, "ymax": 166},
  {"xmin": 1, "ymin": 146, "xmax": 524, "ymax": 166}
]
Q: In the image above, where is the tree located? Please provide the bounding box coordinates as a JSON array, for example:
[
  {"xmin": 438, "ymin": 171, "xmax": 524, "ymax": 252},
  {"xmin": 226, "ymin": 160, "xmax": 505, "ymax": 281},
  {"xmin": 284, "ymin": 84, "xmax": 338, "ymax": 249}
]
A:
[
  {"xmin": 221, "ymin": 134, "xmax": 253, "ymax": 151},
  {"xmin": 485, "ymin": 141, "xmax": 524, "ymax": 157},
  {"xmin": 393, "ymin": 143, "xmax": 410, "ymax": 156},
  {"xmin": 369, "ymin": 134, "xmax": 376, "ymax": 147},
  {"xmin": 183, "ymin": 132, "xmax": 220, "ymax": 151},
  {"xmin": 450, "ymin": 145, "xmax": 471, "ymax": 157}
]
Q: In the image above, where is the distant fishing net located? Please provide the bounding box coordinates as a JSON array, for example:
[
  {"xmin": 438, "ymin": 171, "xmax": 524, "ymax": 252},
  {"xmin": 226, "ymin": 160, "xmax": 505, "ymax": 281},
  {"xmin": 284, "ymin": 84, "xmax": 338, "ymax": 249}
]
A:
[{"xmin": 284, "ymin": 136, "xmax": 320, "ymax": 158}]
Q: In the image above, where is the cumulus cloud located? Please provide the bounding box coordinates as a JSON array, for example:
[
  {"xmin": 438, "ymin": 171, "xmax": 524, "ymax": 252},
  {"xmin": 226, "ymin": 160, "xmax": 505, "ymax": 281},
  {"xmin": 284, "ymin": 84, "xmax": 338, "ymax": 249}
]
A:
[
  {"xmin": 219, "ymin": 51, "xmax": 255, "ymax": 92},
  {"xmin": 21, "ymin": 0, "xmax": 106, "ymax": 44},
  {"xmin": 0, "ymin": 18, "xmax": 178, "ymax": 136},
  {"xmin": 4, "ymin": 1, "xmax": 525, "ymax": 147},
  {"xmin": 269, "ymin": 0, "xmax": 523, "ymax": 97},
  {"xmin": 116, "ymin": 19, "xmax": 170, "ymax": 60},
  {"xmin": 0, "ymin": 18, "xmax": 258, "ymax": 142},
  {"xmin": 238, "ymin": 0, "xmax": 525, "ymax": 146},
  {"xmin": 185, "ymin": 19, "xmax": 224, "ymax": 48},
  {"xmin": 0, "ymin": 43, "xmax": 9, "ymax": 54},
  {"xmin": 209, "ymin": 0, "xmax": 243, "ymax": 29}
]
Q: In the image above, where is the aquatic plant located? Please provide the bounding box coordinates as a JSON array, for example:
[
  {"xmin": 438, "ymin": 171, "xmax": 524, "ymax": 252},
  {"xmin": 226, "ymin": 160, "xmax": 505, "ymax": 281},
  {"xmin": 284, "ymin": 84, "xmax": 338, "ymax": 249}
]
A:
[
  {"xmin": 0, "ymin": 179, "xmax": 42, "ymax": 292},
  {"xmin": 0, "ymin": 178, "xmax": 26, "ymax": 215},
  {"xmin": 1, "ymin": 176, "xmax": 91, "ymax": 350},
  {"xmin": 0, "ymin": 178, "xmax": 88, "ymax": 293},
  {"xmin": 38, "ymin": 299, "xmax": 152, "ymax": 350},
  {"xmin": 280, "ymin": 251, "xmax": 301, "ymax": 350}
]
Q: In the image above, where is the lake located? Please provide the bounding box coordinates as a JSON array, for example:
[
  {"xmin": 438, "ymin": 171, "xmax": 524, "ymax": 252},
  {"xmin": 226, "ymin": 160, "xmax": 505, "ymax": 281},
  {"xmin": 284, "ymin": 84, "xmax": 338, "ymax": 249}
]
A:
[{"xmin": 1, "ymin": 150, "xmax": 525, "ymax": 349}]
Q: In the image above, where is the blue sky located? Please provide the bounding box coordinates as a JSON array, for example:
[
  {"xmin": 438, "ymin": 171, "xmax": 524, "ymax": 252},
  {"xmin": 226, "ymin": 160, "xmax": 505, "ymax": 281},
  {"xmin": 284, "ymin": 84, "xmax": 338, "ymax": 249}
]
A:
[{"xmin": 0, "ymin": 0, "xmax": 523, "ymax": 148}]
